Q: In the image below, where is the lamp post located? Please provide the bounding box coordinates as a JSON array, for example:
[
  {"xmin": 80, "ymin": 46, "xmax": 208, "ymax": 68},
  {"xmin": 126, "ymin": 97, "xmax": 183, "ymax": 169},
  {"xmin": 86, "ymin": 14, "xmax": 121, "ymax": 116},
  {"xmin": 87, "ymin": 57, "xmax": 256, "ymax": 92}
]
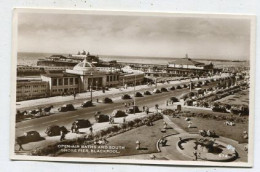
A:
[
  {"xmin": 133, "ymin": 74, "xmax": 136, "ymax": 115},
  {"xmin": 90, "ymin": 72, "xmax": 93, "ymax": 102},
  {"xmin": 190, "ymin": 77, "xmax": 192, "ymax": 92}
]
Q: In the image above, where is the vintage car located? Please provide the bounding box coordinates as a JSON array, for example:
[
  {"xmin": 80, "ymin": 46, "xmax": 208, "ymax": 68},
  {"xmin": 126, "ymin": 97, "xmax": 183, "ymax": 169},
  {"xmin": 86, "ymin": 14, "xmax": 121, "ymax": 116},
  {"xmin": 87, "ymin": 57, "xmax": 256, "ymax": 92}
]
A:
[
  {"xmin": 127, "ymin": 106, "xmax": 140, "ymax": 114},
  {"xmin": 17, "ymin": 131, "xmax": 41, "ymax": 144},
  {"xmin": 111, "ymin": 109, "xmax": 127, "ymax": 117},
  {"xmin": 94, "ymin": 112, "xmax": 109, "ymax": 123},
  {"xmin": 121, "ymin": 94, "xmax": 131, "ymax": 100},
  {"xmin": 160, "ymin": 87, "xmax": 168, "ymax": 92},
  {"xmin": 58, "ymin": 104, "xmax": 75, "ymax": 112},
  {"xmin": 72, "ymin": 119, "xmax": 91, "ymax": 129},
  {"xmin": 45, "ymin": 125, "xmax": 69, "ymax": 136},
  {"xmin": 134, "ymin": 92, "xmax": 143, "ymax": 97},
  {"xmin": 143, "ymin": 90, "xmax": 152, "ymax": 95},
  {"xmin": 153, "ymin": 88, "xmax": 161, "ymax": 94},
  {"xmin": 168, "ymin": 86, "xmax": 175, "ymax": 91},
  {"xmin": 81, "ymin": 100, "xmax": 93, "ymax": 108},
  {"xmin": 176, "ymin": 85, "xmax": 182, "ymax": 89},
  {"xmin": 102, "ymin": 97, "xmax": 113, "ymax": 103}
]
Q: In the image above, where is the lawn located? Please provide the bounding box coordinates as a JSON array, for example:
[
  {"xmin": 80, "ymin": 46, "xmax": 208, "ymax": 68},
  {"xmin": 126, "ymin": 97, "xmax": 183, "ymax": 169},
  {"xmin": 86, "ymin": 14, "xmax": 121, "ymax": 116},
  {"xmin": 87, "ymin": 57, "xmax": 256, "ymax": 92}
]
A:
[
  {"xmin": 170, "ymin": 115, "xmax": 248, "ymax": 143},
  {"xmin": 216, "ymin": 89, "xmax": 249, "ymax": 106},
  {"xmin": 61, "ymin": 119, "xmax": 178, "ymax": 158}
]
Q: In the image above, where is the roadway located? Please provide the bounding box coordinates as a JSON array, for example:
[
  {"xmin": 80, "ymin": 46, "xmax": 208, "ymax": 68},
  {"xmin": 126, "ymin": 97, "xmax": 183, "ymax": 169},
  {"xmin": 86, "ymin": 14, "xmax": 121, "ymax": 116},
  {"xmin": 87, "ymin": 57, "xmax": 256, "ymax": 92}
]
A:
[{"xmin": 15, "ymin": 81, "xmax": 218, "ymax": 137}]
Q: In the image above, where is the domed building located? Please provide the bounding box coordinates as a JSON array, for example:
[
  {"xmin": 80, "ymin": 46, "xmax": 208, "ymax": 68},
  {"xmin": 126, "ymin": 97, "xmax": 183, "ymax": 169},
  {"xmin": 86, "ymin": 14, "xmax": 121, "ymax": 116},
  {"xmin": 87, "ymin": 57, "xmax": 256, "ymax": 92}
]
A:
[
  {"xmin": 40, "ymin": 57, "xmax": 144, "ymax": 97},
  {"xmin": 66, "ymin": 57, "xmax": 109, "ymax": 91}
]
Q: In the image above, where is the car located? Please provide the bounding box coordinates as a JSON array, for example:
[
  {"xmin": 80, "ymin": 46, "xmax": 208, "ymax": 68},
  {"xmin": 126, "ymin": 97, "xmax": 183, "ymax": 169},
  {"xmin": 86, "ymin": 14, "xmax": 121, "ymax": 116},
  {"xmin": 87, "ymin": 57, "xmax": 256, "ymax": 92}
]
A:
[
  {"xmin": 81, "ymin": 100, "xmax": 93, "ymax": 108},
  {"xmin": 58, "ymin": 104, "xmax": 75, "ymax": 112},
  {"xmin": 95, "ymin": 112, "xmax": 109, "ymax": 123},
  {"xmin": 102, "ymin": 97, "xmax": 113, "ymax": 103},
  {"xmin": 17, "ymin": 131, "xmax": 41, "ymax": 144},
  {"xmin": 160, "ymin": 87, "xmax": 168, "ymax": 92},
  {"xmin": 143, "ymin": 90, "xmax": 152, "ymax": 95},
  {"xmin": 153, "ymin": 88, "xmax": 161, "ymax": 94},
  {"xmin": 72, "ymin": 119, "xmax": 91, "ymax": 129},
  {"xmin": 111, "ymin": 109, "xmax": 127, "ymax": 117},
  {"xmin": 127, "ymin": 106, "xmax": 140, "ymax": 114},
  {"xmin": 176, "ymin": 85, "xmax": 182, "ymax": 89},
  {"xmin": 45, "ymin": 125, "xmax": 69, "ymax": 136},
  {"xmin": 135, "ymin": 92, "xmax": 143, "ymax": 97},
  {"xmin": 168, "ymin": 86, "xmax": 175, "ymax": 91},
  {"xmin": 121, "ymin": 94, "xmax": 131, "ymax": 100}
]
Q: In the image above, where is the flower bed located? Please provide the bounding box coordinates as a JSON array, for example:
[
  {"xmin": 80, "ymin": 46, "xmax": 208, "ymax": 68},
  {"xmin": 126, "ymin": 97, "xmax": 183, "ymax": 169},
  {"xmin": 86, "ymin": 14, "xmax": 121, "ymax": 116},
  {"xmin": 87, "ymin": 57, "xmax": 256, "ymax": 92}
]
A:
[{"xmin": 31, "ymin": 113, "xmax": 163, "ymax": 156}]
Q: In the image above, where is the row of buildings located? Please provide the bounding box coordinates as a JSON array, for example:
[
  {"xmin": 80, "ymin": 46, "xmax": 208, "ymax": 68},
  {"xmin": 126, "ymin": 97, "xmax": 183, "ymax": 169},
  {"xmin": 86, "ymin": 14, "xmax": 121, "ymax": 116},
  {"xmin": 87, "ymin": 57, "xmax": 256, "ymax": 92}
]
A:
[
  {"xmin": 16, "ymin": 58, "xmax": 144, "ymax": 101},
  {"xmin": 16, "ymin": 53, "xmax": 222, "ymax": 101}
]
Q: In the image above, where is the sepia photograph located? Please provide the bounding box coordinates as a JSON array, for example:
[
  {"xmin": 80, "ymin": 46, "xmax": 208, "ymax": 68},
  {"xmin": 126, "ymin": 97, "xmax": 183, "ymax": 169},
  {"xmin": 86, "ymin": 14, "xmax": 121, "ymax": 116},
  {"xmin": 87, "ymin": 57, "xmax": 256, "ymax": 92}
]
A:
[{"xmin": 10, "ymin": 8, "xmax": 256, "ymax": 167}]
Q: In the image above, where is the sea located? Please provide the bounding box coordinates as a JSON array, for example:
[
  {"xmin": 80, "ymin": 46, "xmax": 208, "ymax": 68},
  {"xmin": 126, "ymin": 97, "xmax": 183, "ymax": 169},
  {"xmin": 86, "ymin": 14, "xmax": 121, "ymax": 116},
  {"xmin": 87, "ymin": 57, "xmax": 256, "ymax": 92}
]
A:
[{"xmin": 17, "ymin": 52, "xmax": 249, "ymax": 68}]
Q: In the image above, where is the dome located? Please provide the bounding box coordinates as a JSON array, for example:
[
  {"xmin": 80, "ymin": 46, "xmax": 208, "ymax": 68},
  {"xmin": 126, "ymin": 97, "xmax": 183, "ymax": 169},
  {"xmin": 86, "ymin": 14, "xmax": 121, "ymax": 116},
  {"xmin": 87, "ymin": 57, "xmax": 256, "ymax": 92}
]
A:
[{"xmin": 73, "ymin": 58, "xmax": 97, "ymax": 72}]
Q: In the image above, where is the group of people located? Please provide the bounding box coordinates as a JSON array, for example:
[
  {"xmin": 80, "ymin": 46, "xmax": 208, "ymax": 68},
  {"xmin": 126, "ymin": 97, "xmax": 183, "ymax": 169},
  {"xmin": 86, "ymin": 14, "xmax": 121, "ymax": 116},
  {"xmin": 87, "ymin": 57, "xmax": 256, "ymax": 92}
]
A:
[
  {"xmin": 142, "ymin": 106, "xmax": 150, "ymax": 114},
  {"xmin": 124, "ymin": 102, "xmax": 135, "ymax": 108},
  {"xmin": 109, "ymin": 115, "xmax": 115, "ymax": 124}
]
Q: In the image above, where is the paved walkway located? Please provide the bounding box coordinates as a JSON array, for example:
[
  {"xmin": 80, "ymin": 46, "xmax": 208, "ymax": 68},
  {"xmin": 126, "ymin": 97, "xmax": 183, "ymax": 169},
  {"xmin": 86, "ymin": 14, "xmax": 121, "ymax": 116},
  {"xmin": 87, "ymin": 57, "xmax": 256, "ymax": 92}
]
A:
[{"xmin": 163, "ymin": 115, "xmax": 186, "ymax": 134}]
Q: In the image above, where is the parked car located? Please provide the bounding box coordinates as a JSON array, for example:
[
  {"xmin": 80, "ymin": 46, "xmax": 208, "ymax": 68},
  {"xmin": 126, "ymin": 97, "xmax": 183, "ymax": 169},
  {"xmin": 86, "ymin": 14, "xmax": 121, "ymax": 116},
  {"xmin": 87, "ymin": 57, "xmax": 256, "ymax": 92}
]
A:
[
  {"xmin": 72, "ymin": 119, "xmax": 91, "ymax": 129},
  {"xmin": 81, "ymin": 100, "xmax": 93, "ymax": 108},
  {"xmin": 58, "ymin": 104, "xmax": 75, "ymax": 112},
  {"xmin": 143, "ymin": 90, "xmax": 152, "ymax": 95},
  {"xmin": 95, "ymin": 112, "xmax": 109, "ymax": 123},
  {"xmin": 102, "ymin": 97, "xmax": 113, "ymax": 103},
  {"xmin": 182, "ymin": 84, "xmax": 188, "ymax": 88},
  {"xmin": 153, "ymin": 88, "xmax": 161, "ymax": 94},
  {"xmin": 176, "ymin": 85, "xmax": 182, "ymax": 89},
  {"xmin": 17, "ymin": 131, "xmax": 41, "ymax": 144},
  {"xmin": 168, "ymin": 86, "xmax": 175, "ymax": 91},
  {"xmin": 127, "ymin": 106, "xmax": 140, "ymax": 114},
  {"xmin": 121, "ymin": 94, "xmax": 131, "ymax": 100},
  {"xmin": 160, "ymin": 87, "xmax": 168, "ymax": 92},
  {"xmin": 135, "ymin": 92, "xmax": 143, "ymax": 97},
  {"xmin": 45, "ymin": 125, "xmax": 69, "ymax": 136},
  {"xmin": 112, "ymin": 109, "xmax": 127, "ymax": 117}
]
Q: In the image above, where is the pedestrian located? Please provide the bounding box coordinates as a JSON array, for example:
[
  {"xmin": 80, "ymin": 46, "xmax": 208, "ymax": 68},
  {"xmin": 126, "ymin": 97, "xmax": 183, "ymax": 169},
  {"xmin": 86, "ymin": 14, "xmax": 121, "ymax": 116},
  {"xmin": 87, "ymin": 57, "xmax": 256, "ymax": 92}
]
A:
[
  {"xmin": 16, "ymin": 138, "xmax": 24, "ymax": 151},
  {"xmin": 96, "ymin": 98, "xmax": 99, "ymax": 103},
  {"xmin": 146, "ymin": 107, "xmax": 149, "ymax": 115},
  {"xmin": 71, "ymin": 124, "xmax": 75, "ymax": 133},
  {"xmin": 123, "ymin": 117, "xmax": 126, "ymax": 123},
  {"xmin": 73, "ymin": 92, "xmax": 76, "ymax": 100},
  {"xmin": 124, "ymin": 102, "xmax": 128, "ymax": 108},
  {"xmin": 163, "ymin": 121, "xmax": 167, "ymax": 129},
  {"xmin": 89, "ymin": 126, "xmax": 93, "ymax": 134},
  {"xmin": 142, "ymin": 106, "xmax": 145, "ymax": 112},
  {"xmin": 166, "ymin": 100, "xmax": 168, "ymax": 106},
  {"xmin": 60, "ymin": 130, "xmax": 66, "ymax": 141},
  {"xmin": 193, "ymin": 151, "xmax": 198, "ymax": 161},
  {"xmin": 75, "ymin": 124, "xmax": 79, "ymax": 133}
]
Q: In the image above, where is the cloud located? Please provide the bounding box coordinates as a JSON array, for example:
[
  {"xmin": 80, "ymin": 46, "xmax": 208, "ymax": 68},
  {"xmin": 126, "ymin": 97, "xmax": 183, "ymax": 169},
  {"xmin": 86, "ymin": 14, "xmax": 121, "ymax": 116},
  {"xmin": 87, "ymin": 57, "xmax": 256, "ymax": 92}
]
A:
[{"xmin": 17, "ymin": 12, "xmax": 251, "ymax": 60}]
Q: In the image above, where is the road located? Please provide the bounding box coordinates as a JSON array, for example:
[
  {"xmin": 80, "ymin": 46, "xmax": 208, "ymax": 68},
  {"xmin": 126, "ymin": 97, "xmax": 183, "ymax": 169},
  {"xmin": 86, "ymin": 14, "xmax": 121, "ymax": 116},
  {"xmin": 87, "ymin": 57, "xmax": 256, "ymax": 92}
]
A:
[
  {"xmin": 15, "ymin": 81, "xmax": 218, "ymax": 137},
  {"xmin": 13, "ymin": 80, "xmax": 221, "ymax": 154}
]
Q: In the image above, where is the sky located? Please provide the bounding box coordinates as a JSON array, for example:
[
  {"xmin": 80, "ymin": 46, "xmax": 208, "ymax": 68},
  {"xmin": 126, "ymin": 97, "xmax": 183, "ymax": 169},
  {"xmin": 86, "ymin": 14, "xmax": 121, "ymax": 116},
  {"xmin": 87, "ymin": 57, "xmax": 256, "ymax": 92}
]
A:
[{"xmin": 18, "ymin": 12, "xmax": 251, "ymax": 60}]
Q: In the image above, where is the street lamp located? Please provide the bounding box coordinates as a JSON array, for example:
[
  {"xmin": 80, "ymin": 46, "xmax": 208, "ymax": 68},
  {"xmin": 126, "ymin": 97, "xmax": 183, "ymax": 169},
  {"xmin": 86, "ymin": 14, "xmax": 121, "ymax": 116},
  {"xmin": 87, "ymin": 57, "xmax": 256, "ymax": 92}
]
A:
[
  {"xmin": 133, "ymin": 74, "xmax": 136, "ymax": 115},
  {"xmin": 90, "ymin": 72, "xmax": 93, "ymax": 102},
  {"xmin": 190, "ymin": 77, "xmax": 192, "ymax": 92}
]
